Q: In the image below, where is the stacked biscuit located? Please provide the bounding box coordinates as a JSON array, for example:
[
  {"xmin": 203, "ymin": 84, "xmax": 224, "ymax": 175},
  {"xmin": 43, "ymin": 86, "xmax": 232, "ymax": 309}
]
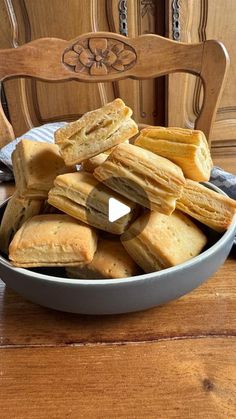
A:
[
  {"xmin": 0, "ymin": 99, "xmax": 141, "ymax": 277},
  {"xmin": 1, "ymin": 98, "xmax": 236, "ymax": 278},
  {"xmin": 0, "ymin": 140, "xmax": 74, "ymax": 255}
]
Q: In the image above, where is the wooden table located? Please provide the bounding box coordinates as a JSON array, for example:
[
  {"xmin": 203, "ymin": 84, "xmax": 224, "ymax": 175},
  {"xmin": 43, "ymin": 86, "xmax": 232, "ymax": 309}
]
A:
[{"xmin": 0, "ymin": 152, "xmax": 236, "ymax": 418}]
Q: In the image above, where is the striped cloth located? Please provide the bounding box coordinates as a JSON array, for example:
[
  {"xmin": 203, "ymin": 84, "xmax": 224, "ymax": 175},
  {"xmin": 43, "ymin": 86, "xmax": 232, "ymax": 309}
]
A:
[
  {"xmin": 210, "ymin": 166, "xmax": 236, "ymax": 200},
  {"xmin": 0, "ymin": 123, "xmax": 236, "ymax": 202}
]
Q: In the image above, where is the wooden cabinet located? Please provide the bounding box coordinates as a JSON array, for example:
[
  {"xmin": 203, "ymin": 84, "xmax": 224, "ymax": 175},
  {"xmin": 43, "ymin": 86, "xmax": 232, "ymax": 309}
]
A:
[
  {"xmin": 166, "ymin": 0, "xmax": 236, "ymax": 146},
  {"xmin": 0, "ymin": 0, "xmax": 165, "ymax": 137}
]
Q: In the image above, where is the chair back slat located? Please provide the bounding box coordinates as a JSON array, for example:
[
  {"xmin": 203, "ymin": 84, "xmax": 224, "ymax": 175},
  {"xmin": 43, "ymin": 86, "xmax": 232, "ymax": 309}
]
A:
[{"xmin": 0, "ymin": 32, "xmax": 229, "ymax": 147}]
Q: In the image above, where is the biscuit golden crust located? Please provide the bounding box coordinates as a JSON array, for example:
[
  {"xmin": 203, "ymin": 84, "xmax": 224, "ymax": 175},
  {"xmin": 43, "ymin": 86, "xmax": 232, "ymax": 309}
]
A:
[
  {"xmin": 48, "ymin": 171, "xmax": 137, "ymax": 235},
  {"xmin": 81, "ymin": 153, "xmax": 108, "ymax": 173},
  {"xmin": 94, "ymin": 143, "xmax": 185, "ymax": 215},
  {"xmin": 135, "ymin": 126, "xmax": 213, "ymax": 182},
  {"xmin": 55, "ymin": 98, "xmax": 138, "ymax": 165},
  {"xmin": 121, "ymin": 210, "xmax": 207, "ymax": 273},
  {"xmin": 66, "ymin": 238, "xmax": 142, "ymax": 279},
  {"xmin": 9, "ymin": 214, "xmax": 97, "ymax": 267},
  {"xmin": 12, "ymin": 139, "xmax": 73, "ymax": 199},
  {"xmin": 0, "ymin": 192, "xmax": 44, "ymax": 254},
  {"xmin": 177, "ymin": 179, "xmax": 236, "ymax": 232}
]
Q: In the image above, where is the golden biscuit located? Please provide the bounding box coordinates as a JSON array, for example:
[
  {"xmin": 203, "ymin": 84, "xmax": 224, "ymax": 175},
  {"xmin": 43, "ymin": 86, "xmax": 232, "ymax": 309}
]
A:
[
  {"xmin": 94, "ymin": 143, "xmax": 185, "ymax": 215},
  {"xmin": 121, "ymin": 210, "xmax": 207, "ymax": 273},
  {"xmin": 48, "ymin": 171, "xmax": 137, "ymax": 235},
  {"xmin": 9, "ymin": 214, "xmax": 97, "ymax": 267},
  {"xmin": 81, "ymin": 153, "xmax": 108, "ymax": 173},
  {"xmin": 12, "ymin": 139, "xmax": 73, "ymax": 199},
  {"xmin": 0, "ymin": 192, "xmax": 44, "ymax": 254},
  {"xmin": 177, "ymin": 179, "xmax": 236, "ymax": 232},
  {"xmin": 135, "ymin": 126, "xmax": 213, "ymax": 181},
  {"xmin": 66, "ymin": 238, "xmax": 142, "ymax": 279},
  {"xmin": 55, "ymin": 98, "xmax": 138, "ymax": 165}
]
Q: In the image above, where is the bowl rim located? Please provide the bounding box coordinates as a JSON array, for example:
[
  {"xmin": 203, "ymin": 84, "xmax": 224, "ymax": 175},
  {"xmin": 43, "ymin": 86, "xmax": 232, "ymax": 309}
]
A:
[{"xmin": 0, "ymin": 182, "xmax": 235, "ymax": 286}]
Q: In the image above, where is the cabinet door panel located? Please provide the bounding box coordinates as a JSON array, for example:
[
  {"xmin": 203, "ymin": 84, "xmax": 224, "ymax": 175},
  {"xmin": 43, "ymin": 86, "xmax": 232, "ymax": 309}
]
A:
[
  {"xmin": 167, "ymin": 0, "xmax": 236, "ymax": 145},
  {"xmin": 0, "ymin": 0, "xmax": 165, "ymax": 138},
  {"xmin": 1, "ymin": 0, "xmax": 114, "ymax": 136}
]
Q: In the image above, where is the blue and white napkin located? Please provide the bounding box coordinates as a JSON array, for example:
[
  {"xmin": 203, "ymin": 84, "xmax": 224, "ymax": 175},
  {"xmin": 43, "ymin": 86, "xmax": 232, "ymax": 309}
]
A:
[{"xmin": 210, "ymin": 166, "xmax": 236, "ymax": 200}]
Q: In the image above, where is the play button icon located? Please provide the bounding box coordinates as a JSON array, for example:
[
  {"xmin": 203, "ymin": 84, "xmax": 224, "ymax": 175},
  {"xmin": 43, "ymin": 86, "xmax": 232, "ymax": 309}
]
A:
[
  {"xmin": 108, "ymin": 197, "xmax": 131, "ymax": 222},
  {"xmin": 85, "ymin": 176, "xmax": 151, "ymax": 237}
]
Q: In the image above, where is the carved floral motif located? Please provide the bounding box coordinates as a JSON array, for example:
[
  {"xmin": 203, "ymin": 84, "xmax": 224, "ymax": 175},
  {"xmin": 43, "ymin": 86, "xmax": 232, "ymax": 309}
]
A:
[{"xmin": 63, "ymin": 37, "xmax": 136, "ymax": 75}]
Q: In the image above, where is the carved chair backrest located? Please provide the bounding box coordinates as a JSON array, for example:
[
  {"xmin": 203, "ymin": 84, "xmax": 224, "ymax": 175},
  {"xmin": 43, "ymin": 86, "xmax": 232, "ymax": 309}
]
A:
[{"xmin": 0, "ymin": 32, "xmax": 229, "ymax": 148}]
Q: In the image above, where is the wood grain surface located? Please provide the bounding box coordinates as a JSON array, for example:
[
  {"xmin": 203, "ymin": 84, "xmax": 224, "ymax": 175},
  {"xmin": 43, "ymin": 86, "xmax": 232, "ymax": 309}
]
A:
[
  {"xmin": 0, "ymin": 339, "xmax": 235, "ymax": 419},
  {"xmin": 0, "ymin": 256, "xmax": 235, "ymax": 347},
  {"xmin": 0, "ymin": 153, "xmax": 235, "ymax": 418}
]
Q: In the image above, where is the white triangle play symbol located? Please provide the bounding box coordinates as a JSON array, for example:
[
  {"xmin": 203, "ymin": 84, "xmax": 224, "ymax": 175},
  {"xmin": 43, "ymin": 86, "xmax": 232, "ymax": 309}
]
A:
[{"xmin": 108, "ymin": 197, "xmax": 131, "ymax": 222}]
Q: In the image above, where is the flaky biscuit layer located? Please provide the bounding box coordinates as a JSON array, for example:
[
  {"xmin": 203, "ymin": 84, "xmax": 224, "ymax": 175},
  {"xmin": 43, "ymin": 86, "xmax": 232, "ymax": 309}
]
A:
[
  {"xmin": 55, "ymin": 98, "xmax": 138, "ymax": 165},
  {"xmin": 177, "ymin": 179, "xmax": 236, "ymax": 232},
  {"xmin": 48, "ymin": 171, "xmax": 137, "ymax": 234},
  {"xmin": 135, "ymin": 126, "xmax": 213, "ymax": 182},
  {"xmin": 94, "ymin": 143, "xmax": 185, "ymax": 215}
]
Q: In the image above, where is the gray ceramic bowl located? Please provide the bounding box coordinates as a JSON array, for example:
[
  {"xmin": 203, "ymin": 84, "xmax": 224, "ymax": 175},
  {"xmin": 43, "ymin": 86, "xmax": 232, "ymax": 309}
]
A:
[{"xmin": 0, "ymin": 183, "xmax": 235, "ymax": 314}]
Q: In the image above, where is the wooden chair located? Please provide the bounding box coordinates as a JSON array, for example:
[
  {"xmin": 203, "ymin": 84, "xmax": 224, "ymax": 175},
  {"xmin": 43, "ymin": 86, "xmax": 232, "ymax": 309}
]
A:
[{"xmin": 0, "ymin": 32, "xmax": 229, "ymax": 148}]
